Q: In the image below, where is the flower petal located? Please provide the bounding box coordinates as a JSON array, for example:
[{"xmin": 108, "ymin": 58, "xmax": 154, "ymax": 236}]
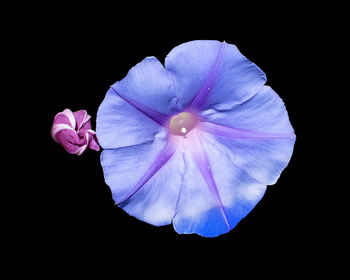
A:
[
  {"xmin": 172, "ymin": 130, "xmax": 266, "ymax": 237},
  {"xmin": 209, "ymin": 133, "xmax": 294, "ymax": 187},
  {"xmin": 113, "ymin": 56, "xmax": 178, "ymax": 116},
  {"xmin": 73, "ymin": 110, "xmax": 90, "ymax": 130},
  {"xmin": 165, "ymin": 40, "xmax": 266, "ymax": 111},
  {"xmin": 51, "ymin": 123, "xmax": 75, "ymax": 142},
  {"xmin": 100, "ymin": 137, "xmax": 183, "ymax": 226},
  {"xmin": 199, "ymin": 85, "xmax": 295, "ymax": 185},
  {"xmin": 87, "ymin": 131, "xmax": 100, "ymax": 151},
  {"xmin": 208, "ymin": 135, "xmax": 295, "ymax": 186},
  {"xmin": 97, "ymin": 88, "xmax": 168, "ymax": 149},
  {"xmin": 201, "ymin": 86, "xmax": 295, "ymax": 134},
  {"xmin": 51, "ymin": 109, "xmax": 76, "ymax": 142},
  {"xmin": 55, "ymin": 129, "xmax": 85, "ymax": 154},
  {"xmin": 52, "ymin": 108, "xmax": 99, "ymax": 155},
  {"xmin": 59, "ymin": 109, "xmax": 76, "ymax": 128},
  {"xmin": 53, "ymin": 113, "xmax": 73, "ymax": 128},
  {"xmin": 199, "ymin": 121, "xmax": 294, "ymax": 140}
]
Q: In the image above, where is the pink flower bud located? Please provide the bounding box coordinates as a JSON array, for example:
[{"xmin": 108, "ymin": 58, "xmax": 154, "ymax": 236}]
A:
[{"xmin": 51, "ymin": 109, "xmax": 100, "ymax": 155}]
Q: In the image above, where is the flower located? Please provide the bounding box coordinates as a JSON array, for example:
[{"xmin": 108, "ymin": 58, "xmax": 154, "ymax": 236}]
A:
[
  {"xmin": 97, "ymin": 40, "xmax": 295, "ymax": 237},
  {"xmin": 51, "ymin": 109, "xmax": 100, "ymax": 155}
]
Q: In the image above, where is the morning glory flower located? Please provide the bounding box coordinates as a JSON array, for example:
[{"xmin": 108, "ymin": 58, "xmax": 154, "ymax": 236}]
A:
[
  {"xmin": 51, "ymin": 109, "xmax": 100, "ymax": 155},
  {"xmin": 97, "ymin": 40, "xmax": 295, "ymax": 237}
]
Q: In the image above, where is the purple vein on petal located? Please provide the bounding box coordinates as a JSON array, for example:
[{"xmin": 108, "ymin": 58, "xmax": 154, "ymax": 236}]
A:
[
  {"xmin": 199, "ymin": 121, "xmax": 296, "ymax": 139},
  {"xmin": 187, "ymin": 41, "xmax": 226, "ymax": 111},
  {"xmin": 110, "ymin": 86, "xmax": 169, "ymax": 127},
  {"xmin": 117, "ymin": 137, "xmax": 178, "ymax": 205},
  {"xmin": 189, "ymin": 131, "xmax": 230, "ymax": 230}
]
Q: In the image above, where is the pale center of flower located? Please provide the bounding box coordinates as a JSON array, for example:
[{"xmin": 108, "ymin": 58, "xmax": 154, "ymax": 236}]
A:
[{"xmin": 168, "ymin": 112, "xmax": 198, "ymax": 136}]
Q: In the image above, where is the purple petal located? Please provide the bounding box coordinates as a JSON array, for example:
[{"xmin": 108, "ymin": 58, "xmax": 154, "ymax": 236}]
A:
[
  {"xmin": 51, "ymin": 109, "xmax": 76, "ymax": 142},
  {"xmin": 54, "ymin": 114, "xmax": 73, "ymax": 128},
  {"xmin": 58, "ymin": 109, "xmax": 76, "ymax": 128},
  {"xmin": 73, "ymin": 110, "xmax": 90, "ymax": 130},
  {"xmin": 55, "ymin": 129, "xmax": 85, "ymax": 154},
  {"xmin": 52, "ymin": 108, "xmax": 100, "ymax": 155},
  {"xmin": 51, "ymin": 123, "xmax": 75, "ymax": 143},
  {"xmin": 88, "ymin": 131, "xmax": 100, "ymax": 151},
  {"xmin": 77, "ymin": 116, "xmax": 92, "ymax": 138}
]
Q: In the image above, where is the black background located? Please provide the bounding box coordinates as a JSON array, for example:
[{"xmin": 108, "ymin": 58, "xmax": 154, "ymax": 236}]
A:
[{"xmin": 9, "ymin": 3, "xmax": 329, "ymax": 273}]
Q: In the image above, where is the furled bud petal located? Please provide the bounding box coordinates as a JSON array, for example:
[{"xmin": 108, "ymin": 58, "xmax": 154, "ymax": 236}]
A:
[{"xmin": 51, "ymin": 109, "xmax": 100, "ymax": 155}]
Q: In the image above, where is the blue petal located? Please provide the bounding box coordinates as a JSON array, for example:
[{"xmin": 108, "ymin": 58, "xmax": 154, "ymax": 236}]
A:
[
  {"xmin": 97, "ymin": 88, "xmax": 167, "ymax": 149},
  {"xmin": 212, "ymin": 137, "xmax": 295, "ymax": 185},
  {"xmin": 114, "ymin": 56, "xmax": 178, "ymax": 116},
  {"xmin": 100, "ymin": 138, "xmax": 184, "ymax": 226},
  {"xmin": 200, "ymin": 86, "xmax": 296, "ymax": 185},
  {"xmin": 165, "ymin": 40, "xmax": 266, "ymax": 111},
  {"xmin": 172, "ymin": 132, "xmax": 267, "ymax": 237},
  {"xmin": 201, "ymin": 86, "xmax": 294, "ymax": 134}
]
